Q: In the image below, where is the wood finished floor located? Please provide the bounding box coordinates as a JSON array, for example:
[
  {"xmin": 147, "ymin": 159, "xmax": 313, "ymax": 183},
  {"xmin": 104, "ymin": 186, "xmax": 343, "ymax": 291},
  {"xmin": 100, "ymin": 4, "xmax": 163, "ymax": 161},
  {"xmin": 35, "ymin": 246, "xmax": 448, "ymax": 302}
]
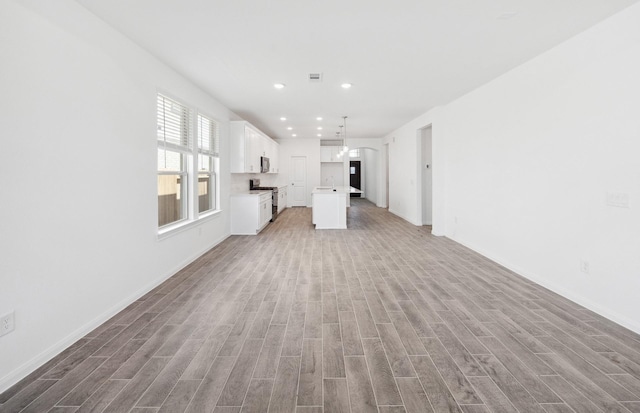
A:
[{"xmin": 2, "ymin": 199, "xmax": 640, "ymax": 413}]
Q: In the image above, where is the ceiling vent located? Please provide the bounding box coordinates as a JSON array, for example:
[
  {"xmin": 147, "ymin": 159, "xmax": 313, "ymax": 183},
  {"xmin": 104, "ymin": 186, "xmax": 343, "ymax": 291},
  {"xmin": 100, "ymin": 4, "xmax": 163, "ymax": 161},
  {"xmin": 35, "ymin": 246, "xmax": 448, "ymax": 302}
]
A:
[{"xmin": 308, "ymin": 73, "xmax": 323, "ymax": 82}]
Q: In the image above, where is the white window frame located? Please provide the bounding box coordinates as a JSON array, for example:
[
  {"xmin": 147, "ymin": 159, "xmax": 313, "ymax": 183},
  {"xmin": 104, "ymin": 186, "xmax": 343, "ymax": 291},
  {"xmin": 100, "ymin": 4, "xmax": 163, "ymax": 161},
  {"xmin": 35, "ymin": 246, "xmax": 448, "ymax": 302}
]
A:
[
  {"xmin": 157, "ymin": 93, "xmax": 221, "ymax": 237},
  {"xmin": 196, "ymin": 113, "xmax": 220, "ymax": 216}
]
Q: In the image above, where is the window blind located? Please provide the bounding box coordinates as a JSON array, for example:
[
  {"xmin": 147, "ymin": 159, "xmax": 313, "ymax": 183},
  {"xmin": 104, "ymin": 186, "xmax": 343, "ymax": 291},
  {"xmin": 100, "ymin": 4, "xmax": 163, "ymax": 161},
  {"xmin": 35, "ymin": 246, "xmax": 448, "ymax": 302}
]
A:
[
  {"xmin": 157, "ymin": 94, "xmax": 192, "ymax": 151},
  {"xmin": 198, "ymin": 113, "xmax": 220, "ymax": 157}
]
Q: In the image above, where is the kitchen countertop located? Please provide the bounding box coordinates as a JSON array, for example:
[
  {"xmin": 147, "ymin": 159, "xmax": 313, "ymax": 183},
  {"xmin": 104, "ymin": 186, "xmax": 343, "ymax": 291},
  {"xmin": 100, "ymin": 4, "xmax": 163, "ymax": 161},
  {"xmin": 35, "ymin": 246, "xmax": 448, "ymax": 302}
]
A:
[
  {"xmin": 312, "ymin": 186, "xmax": 362, "ymax": 194},
  {"xmin": 231, "ymin": 190, "xmax": 272, "ymax": 196}
]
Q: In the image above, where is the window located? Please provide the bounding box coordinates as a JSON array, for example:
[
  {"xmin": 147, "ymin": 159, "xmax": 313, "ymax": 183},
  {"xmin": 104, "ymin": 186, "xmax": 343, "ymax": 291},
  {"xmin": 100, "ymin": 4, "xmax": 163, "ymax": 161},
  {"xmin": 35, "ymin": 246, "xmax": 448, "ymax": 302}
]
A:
[
  {"xmin": 349, "ymin": 148, "xmax": 360, "ymax": 158},
  {"xmin": 197, "ymin": 113, "xmax": 219, "ymax": 214},
  {"xmin": 157, "ymin": 95, "xmax": 192, "ymax": 228},
  {"xmin": 157, "ymin": 94, "xmax": 220, "ymax": 231}
]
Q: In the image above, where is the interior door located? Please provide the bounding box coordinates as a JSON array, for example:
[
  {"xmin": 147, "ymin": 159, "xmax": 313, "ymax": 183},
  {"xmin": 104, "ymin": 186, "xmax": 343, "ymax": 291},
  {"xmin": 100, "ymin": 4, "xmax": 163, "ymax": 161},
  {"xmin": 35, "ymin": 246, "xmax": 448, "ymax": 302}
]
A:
[
  {"xmin": 290, "ymin": 156, "xmax": 307, "ymax": 207},
  {"xmin": 349, "ymin": 160, "xmax": 361, "ymax": 197}
]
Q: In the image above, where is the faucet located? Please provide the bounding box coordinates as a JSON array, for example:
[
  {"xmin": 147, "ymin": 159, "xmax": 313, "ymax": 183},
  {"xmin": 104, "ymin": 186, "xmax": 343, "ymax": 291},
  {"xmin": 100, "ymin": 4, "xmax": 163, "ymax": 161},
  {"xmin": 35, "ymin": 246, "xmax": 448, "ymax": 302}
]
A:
[{"xmin": 331, "ymin": 176, "xmax": 335, "ymax": 190}]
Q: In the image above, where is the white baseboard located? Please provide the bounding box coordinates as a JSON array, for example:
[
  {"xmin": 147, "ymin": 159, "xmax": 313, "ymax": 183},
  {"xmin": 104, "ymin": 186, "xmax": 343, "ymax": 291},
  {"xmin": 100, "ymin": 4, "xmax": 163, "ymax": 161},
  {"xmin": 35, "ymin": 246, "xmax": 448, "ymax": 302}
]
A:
[
  {"xmin": 449, "ymin": 235, "xmax": 640, "ymax": 335},
  {"xmin": 0, "ymin": 233, "xmax": 230, "ymax": 394}
]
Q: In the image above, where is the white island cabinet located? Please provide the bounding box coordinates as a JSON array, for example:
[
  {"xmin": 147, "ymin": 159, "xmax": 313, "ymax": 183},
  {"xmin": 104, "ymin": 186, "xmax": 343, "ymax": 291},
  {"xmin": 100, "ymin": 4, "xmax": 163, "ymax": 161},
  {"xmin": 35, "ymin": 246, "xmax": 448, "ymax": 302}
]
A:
[
  {"xmin": 312, "ymin": 186, "xmax": 363, "ymax": 229},
  {"xmin": 230, "ymin": 191, "xmax": 272, "ymax": 235},
  {"xmin": 312, "ymin": 187, "xmax": 347, "ymax": 229}
]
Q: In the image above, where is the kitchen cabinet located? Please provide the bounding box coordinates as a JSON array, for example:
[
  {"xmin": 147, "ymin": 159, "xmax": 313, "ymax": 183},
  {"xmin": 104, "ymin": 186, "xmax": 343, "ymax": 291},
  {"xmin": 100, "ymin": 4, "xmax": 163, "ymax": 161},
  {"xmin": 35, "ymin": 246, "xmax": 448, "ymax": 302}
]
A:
[
  {"xmin": 268, "ymin": 140, "xmax": 279, "ymax": 173},
  {"xmin": 278, "ymin": 185, "xmax": 288, "ymax": 213},
  {"xmin": 230, "ymin": 121, "xmax": 279, "ymax": 173},
  {"xmin": 320, "ymin": 146, "xmax": 344, "ymax": 163},
  {"xmin": 230, "ymin": 191, "xmax": 272, "ymax": 234}
]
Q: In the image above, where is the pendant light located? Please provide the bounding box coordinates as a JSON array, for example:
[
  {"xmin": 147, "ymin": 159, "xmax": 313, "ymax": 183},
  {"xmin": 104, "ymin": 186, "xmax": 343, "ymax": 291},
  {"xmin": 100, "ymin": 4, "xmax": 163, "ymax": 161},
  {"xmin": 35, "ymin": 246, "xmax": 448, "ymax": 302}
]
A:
[{"xmin": 342, "ymin": 116, "xmax": 349, "ymax": 153}]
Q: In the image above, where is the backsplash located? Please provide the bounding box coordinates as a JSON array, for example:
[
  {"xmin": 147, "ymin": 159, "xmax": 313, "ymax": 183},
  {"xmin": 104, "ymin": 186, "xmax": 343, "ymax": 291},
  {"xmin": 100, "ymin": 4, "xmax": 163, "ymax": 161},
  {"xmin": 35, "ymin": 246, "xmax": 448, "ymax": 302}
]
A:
[{"xmin": 231, "ymin": 173, "xmax": 286, "ymax": 193}]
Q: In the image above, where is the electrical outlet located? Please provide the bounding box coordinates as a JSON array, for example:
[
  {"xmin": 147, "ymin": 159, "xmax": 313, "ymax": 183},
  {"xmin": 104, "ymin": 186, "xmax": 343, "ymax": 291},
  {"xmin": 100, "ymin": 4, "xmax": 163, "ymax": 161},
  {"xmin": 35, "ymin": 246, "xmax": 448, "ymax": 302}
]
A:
[
  {"xmin": 0, "ymin": 311, "xmax": 15, "ymax": 337},
  {"xmin": 580, "ymin": 260, "xmax": 590, "ymax": 274}
]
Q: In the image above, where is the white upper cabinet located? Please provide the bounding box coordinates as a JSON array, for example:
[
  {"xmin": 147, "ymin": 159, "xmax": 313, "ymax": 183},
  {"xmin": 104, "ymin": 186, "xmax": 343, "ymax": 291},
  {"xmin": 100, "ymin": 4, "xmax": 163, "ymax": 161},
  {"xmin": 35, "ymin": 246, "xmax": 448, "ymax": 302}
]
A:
[
  {"xmin": 320, "ymin": 146, "xmax": 343, "ymax": 163},
  {"xmin": 230, "ymin": 121, "xmax": 279, "ymax": 173}
]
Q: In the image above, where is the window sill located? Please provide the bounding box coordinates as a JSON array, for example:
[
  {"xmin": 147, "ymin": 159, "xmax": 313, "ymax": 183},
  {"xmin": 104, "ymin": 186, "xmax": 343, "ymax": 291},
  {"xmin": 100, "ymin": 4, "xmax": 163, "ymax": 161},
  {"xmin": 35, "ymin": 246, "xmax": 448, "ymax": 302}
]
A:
[{"xmin": 158, "ymin": 209, "xmax": 222, "ymax": 241}]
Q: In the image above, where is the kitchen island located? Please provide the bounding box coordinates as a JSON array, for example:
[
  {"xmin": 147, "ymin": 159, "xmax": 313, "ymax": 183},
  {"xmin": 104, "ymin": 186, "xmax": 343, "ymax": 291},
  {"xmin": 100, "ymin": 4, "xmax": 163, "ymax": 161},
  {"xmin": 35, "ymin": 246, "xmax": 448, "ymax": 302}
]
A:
[{"xmin": 311, "ymin": 186, "xmax": 362, "ymax": 229}]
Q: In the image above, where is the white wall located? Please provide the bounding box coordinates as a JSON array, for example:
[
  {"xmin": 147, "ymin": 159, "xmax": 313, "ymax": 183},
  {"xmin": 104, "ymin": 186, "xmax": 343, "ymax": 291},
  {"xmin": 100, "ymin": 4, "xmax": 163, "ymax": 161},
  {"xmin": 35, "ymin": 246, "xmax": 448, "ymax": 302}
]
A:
[
  {"xmin": 0, "ymin": 0, "xmax": 235, "ymax": 391},
  {"xmin": 382, "ymin": 108, "xmax": 445, "ymax": 233},
  {"xmin": 420, "ymin": 127, "xmax": 433, "ymax": 225},
  {"xmin": 363, "ymin": 148, "xmax": 378, "ymax": 204},
  {"xmin": 386, "ymin": 3, "xmax": 640, "ymax": 332},
  {"xmin": 277, "ymin": 139, "xmax": 321, "ymax": 206},
  {"xmin": 348, "ymin": 138, "xmax": 384, "ymax": 207},
  {"xmin": 441, "ymin": 2, "xmax": 640, "ymax": 332}
]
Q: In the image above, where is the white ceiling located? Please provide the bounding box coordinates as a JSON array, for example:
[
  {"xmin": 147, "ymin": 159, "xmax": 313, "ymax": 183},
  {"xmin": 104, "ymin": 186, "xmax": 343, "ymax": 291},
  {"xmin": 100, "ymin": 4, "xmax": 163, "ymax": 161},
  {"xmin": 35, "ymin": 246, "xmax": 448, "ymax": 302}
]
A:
[{"xmin": 76, "ymin": 0, "xmax": 638, "ymax": 141}]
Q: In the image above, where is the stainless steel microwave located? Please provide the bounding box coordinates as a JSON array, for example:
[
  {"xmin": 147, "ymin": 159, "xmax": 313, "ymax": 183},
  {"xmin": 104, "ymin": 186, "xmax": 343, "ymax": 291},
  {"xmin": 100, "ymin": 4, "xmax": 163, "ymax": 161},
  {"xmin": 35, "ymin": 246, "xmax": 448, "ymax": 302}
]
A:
[{"xmin": 260, "ymin": 156, "xmax": 270, "ymax": 173}]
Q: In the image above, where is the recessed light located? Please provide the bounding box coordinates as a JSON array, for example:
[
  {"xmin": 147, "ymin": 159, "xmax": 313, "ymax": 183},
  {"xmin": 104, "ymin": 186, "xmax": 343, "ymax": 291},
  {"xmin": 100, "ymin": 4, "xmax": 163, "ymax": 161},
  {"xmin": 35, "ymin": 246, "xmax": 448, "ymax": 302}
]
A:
[
  {"xmin": 287, "ymin": 127, "xmax": 293, "ymax": 130},
  {"xmin": 317, "ymin": 127, "xmax": 323, "ymax": 130},
  {"xmin": 316, "ymin": 117, "xmax": 323, "ymax": 121},
  {"xmin": 341, "ymin": 83, "xmax": 352, "ymax": 89},
  {"xmin": 317, "ymin": 134, "xmax": 322, "ymax": 137},
  {"xmin": 292, "ymin": 134, "xmax": 297, "ymax": 137},
  {"xmin": 280, "ymin": 117, "xmax": 287, "ymax": 121},
  {"xmin": 274, "ymin": 83, "xmax": 286, "ymax": 89}
]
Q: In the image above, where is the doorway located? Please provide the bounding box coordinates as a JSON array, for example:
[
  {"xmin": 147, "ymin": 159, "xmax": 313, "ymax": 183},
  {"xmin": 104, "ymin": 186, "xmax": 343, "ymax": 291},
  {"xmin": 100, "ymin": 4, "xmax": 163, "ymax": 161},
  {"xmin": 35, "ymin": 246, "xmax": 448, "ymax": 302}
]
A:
[
  {"xmin": 349, "ymin": 161, "xmax": 361, "ymax": 197},
  {"xmin": 290, "ymin": 156, "xmax": 307, "ymax": 207},
  {"xmin": 420, "ymin": 126, "xmax": 433, "ymax": 225}
]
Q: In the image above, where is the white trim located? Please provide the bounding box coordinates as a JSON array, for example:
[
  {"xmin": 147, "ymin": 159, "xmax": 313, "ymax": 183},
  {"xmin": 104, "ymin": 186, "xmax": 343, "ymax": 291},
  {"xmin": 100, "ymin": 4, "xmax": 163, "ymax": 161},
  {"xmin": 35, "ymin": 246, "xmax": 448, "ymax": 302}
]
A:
[
  {"xmin": 0, "ymin": 232, "xmax": 230, "ymax": 394},
  {"xmin": 449, "ymin": 235, "xmax": 640, "ymax": 335},
  {"xmin": 158, "ymin": 208, "xmax": 222, "ymax": 240}
]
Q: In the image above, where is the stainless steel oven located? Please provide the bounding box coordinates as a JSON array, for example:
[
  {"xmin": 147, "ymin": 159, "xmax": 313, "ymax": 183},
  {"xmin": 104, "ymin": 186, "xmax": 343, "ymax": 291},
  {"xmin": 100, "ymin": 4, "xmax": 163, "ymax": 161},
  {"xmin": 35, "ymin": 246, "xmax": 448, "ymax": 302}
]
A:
[{"xmin": 249, "ymin": 179, "xmax": 278, "ymax": 221}]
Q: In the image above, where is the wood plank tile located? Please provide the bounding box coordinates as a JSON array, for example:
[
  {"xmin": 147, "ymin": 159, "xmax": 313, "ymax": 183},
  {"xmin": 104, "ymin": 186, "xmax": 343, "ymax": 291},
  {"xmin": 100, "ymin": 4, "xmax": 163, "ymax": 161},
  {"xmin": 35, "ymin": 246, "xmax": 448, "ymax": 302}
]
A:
[
  {"xmin": 267, "ymin": 356, "xmax": 300, "ymax": 413},
  {"xmin": 421, "ymin": 337, "xmax": 481, "ymax": 405},
  {"xmin": 248, "ymin": 301, "xmax": 277, "ymax": 339},
  {"xmin": 364, "ymin": 292, "xmax": 392, "ymax": 324},
  {"xmin": 474, "ymin": 354, "xmax": 546, "ymax": 413},
  {"xmin": 322, "ymin": 293, "xmax": 340, "ymax": 324},
  {"xmin": 539, "ymin": 375, "xmax": 602, "ymax": 413},
  {"xmin": 324, "ymin": 378, "xmax": 350, "ymax": 413},
  {"xmin": 157, "ymin": 379, "xmax": 200, "ymax": 413},
  {"xmin": 218, "ymin": 312, "xmax": 258, "ymax": 357},
  {"xmin": 7, "ymin": 201, "xmax": 640, "ymax": 413},
  {"xmin": 376, "ymin": 324, "xmax": 415, "ymax": 377},
  {"xmin": 430, "ymin": 324, "xmax": 485, "ymax": 377},
  {"xmin": 0, "ymin": 380, "xmax": 57, "ymax": 413},
  {"xmin": 136, "ymin": 339, "xmax": 204, "ymax": 407},
  {"xmin": 241, "ymin": 379, "xmax": 273, "ymax": 413},
  {"xmin": 182, "ymin": 324, "xmax": 233, "ymax": 380},
  {"xmin": 21, "ymin": 357, "xmax": 106, "ymax": 413},
  {"xmin": 352, "ymin": 300, "xmax": 379, "ymax": 338},
  {"xmin": 378, "ymin": 407, "xmax": 407, "ymax": 413},
  {"xmin": 253, "ymin": 324, "xmax": 287, "ymax": 379},
  {"xmin": 361, "ymin": 339, "xmax": 402, "ymax": 406},
  {"xmin": 103, "ymin": 357, "xmax": 170, "ymax": 413},
  {"xmin": 477, "ymin": 336, "xmax": 561, "ymax": 403},
  {"xmin": 396, "ymin": 377, "xmax": 434, "ymax": 413},
  {"xmin": 339, "ymin": 311, "xmax": 364, "ymax": 356},
  {"xmin": 538, "ymin": 353, "xmax": 629, "ymax": 413},
  {"xmin": 396, "ymin": 300, "xmax": 435, "ymax": 338},
  {"xmin": 323, "ymin": 324, "xmax": 346, "ymax": 378},
  {"xmin": 537, "ymin": 335, "xmax": 638, "ymax": 401},
  {"xmin": 387, "ymin": 312, "xmax": 427, "ymax": 355},
  {"xmin": 218, "ymin": 339, "xmax": 265, "ymax": 407},
  {"xmin": 281, "ymin": 311, "xmax": 306, "ymax": 357},
  {"xmin": 75, "ymin": 380, "xmax": 128, "ymax": 413},
  {"xmin": 409, "ymin": 355, "xmax": 462, "ymax": 413},
  {"xmin": 185, "ymin": 356, "xmax": 236, "ymax": 413},
  {"xmin": 305, "ymin": 301, "xmax": 323, "ymax": 339},
  {"xmin": 298, "ymin": 339, "xmax": 323, "ymax": 406},
  {"xmin": 344, "ymin": 357, "xmax": 378, "ymax": 413}
]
